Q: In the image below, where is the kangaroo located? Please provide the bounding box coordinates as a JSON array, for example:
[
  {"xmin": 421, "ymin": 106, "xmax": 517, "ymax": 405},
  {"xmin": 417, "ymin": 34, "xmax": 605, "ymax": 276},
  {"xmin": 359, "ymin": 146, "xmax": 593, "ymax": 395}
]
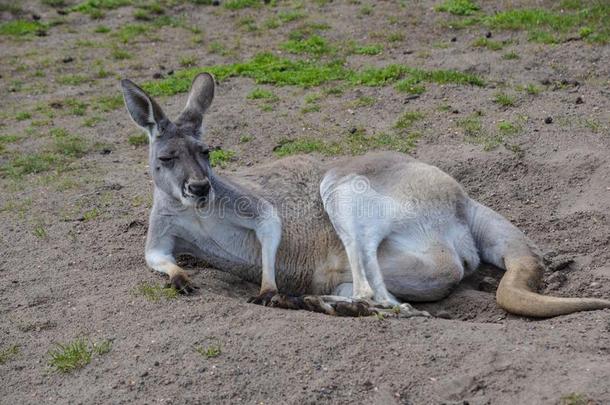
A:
[{"xmin": 121, "ymin": 73, "xmax": 610, "ymax": 318}]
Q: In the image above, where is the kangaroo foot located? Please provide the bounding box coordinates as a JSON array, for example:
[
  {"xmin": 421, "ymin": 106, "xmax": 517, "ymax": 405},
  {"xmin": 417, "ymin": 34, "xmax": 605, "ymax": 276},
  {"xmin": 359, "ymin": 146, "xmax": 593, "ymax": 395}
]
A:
[
  {"xmin": 168, "ymin": 272, "xmax": 197, "ymax": 294},
  {"xmin": 375, "ymin": 303, "xmax": 430, "ymax": 318},
  {"xmin": 247, "ymin": 290, "xmax": 277, "ymax": 306}
]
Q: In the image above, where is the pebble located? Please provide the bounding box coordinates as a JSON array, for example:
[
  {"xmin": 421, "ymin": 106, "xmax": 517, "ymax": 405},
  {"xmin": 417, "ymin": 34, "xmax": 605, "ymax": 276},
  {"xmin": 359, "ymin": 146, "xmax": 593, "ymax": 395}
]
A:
[
  {"xmin": 544, "ymin": 116, "xmax": 553, "ymax": 124},
  {"xmin": 575, "ymin": 96, "xmax": 584, "ymax": 104},
  {"xmin": 62, "ymin": 56, "xmax": 74, "ymax": 63},
  {"xmin": 451, "ymin": 36, "xmax": 457, "ymax": 42},
  {"xmin": 485, "ymin": 31, "xmax": 492, "ymax": 38},
  {"xmin": 152, "ymin": 72, "xmax": 164, "ymax": 79}
]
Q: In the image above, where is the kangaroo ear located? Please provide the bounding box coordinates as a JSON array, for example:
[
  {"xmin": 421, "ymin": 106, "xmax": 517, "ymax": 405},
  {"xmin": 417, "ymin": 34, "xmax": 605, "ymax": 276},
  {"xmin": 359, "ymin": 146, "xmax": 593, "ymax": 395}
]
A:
[
  {"xmin": 120, "ymin": 79, "xmax": 167, "ymax": 137},
  {"xmin": 176, "ymin": 73, "xmax": 215, "ymax": 129}
]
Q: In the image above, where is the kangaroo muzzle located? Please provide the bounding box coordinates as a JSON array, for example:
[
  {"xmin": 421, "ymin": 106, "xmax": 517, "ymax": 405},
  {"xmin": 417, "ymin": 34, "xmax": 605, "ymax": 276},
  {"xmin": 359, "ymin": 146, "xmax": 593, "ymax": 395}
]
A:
[{"xmin": 184, "ymin": 179, "xmax": 211, "ymax": 198}]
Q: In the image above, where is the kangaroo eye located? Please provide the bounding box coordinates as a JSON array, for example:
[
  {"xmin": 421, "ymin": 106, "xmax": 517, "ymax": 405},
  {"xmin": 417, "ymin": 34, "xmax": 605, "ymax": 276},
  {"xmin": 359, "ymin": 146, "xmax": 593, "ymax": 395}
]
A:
[{"xmin": 159, "ymin": 156, "xmax": 176, "ymax": 162}]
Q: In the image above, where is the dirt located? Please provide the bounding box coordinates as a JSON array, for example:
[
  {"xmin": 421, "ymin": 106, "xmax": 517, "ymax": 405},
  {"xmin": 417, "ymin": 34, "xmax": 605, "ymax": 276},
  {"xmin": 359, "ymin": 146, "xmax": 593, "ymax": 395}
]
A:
[{"xmin": 1, "ymin": 1, "xmax": 610, "ymax": 404}]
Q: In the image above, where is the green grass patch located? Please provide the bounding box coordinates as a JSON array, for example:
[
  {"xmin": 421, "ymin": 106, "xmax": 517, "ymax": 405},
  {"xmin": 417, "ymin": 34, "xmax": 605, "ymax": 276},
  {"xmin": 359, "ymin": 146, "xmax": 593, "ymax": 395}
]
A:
[
  {"xmin": 224, "ymin": 0, "xmax": 259, "ymax": 10},
  {"xmin": 48, "ymin": 338, "xmax": 112, "ymax": 373},
  {"xmin": 94, "ymin": 95, "xmax": 123, "ymax": 112},
  {"xmin": 0, "ymin": 345, "xmax": 19, "ymax": 364},
  {"xmin": 274, "ymin": 138, "xmax": 341, "ymax": 157},
  {"xmin": 0, "ymin": 20, "xmax": 45, "ymax": 36},
  {"xmin": 281, "ymin": 34, "xmax": 333, "ymax": 56},
  {"xmin": 387, "ymin": 32, "xmax": 404, "ymax": 42},
  {"xmin": 247, "ymin": 88, "xmax": 278, "ymax": 101},
  {"xmin": 502, "ymin": 51, "xmax": 519, "ymax": 60},
  {"xmin": 394, "ymin": 111, "xmax": 425, "ymax": 130},
  {"xmin": 209, "ymin": 149, "xmax": 235, "ymax": 168},
  {"xmin": 51, "ymin": 128, "xmax": 87, "ymax": 157},
  {"xmin": 142, "ymin": 53, "xmax": 484, "ymax": 97},
  {"xmin": 82, "ymin": 208, "xmax": 101, "ymax": 221},
  {"xmin": 71, "ymin": 0, "xmax": 132, "ymax": 17},
  {"xmin": 15, "ymin": 111, "xmax": 31, "ymax": 121},
  {"xmin": 195, "ymin": 342, "xmax": 222, "ymax": 358},
  {"xmin": 493, "ymin": 92, "xmax": 517, "ymax": 107},
  {"xmin": 279, "ymin": 10, "xmax": 306, "ymax": 23},
  {"xmin": 128, "ymin": 133, "xmax": 149, "ymax": 146},
  {"xmin": 436, "ymin": 0, "xmax": 480, "ymax": 16},
  {"xmin": 472, "ymin": 37, "xmax": 505, "ymax": 50},
  {"xmin": 498, "ymin": 120, "xmax": 520, "ymax": 135},
  {"xmin": 354, "ymin": 44, "xmax": 383, "ymax": 55},
  {"xmin": 110, "ymin": 46, "xmax": 132, "ymax": 60},
  {"xmin": 94, "ymin": 25, "xmax": 111, "ymax": 33},
  {"xmin": 1, "ymin": 152, "xmax": 60, "ymax": 178},
  {"xmin": 113, "ymin": 23, "xmax": 149, "ymax": 43},
  {"xmin": 395, "ymin": 78, "xmax": 426, "ymax": 95},
  {"xmin": 65, "ymin": 98, "xmax": 88, "ymax": 116},
  {"xmin": 350, "ymin": 96, "xmax": 376, "ymax": 108},
  {"xmin": 133, "ymin": 281, "xmax": 178, "ymax": 302},
  {"xmin": 559, "ymin": 392, "xmax": 591, "ymax": 405},
  {"xmin": 143, "ymin": 53, "xmax": 346, "ymax": 95}
]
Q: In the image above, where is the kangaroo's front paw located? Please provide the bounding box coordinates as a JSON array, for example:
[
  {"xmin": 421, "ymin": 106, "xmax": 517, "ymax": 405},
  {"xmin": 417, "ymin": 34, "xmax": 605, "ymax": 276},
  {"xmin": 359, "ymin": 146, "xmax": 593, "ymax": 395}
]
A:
[
  {"xmin": 247, "ymin": 290, "xmax": 277, "ymax": 306},
  {"xmin": 169, "ymin": 273, "xmax": 197, "ymax": 294}
]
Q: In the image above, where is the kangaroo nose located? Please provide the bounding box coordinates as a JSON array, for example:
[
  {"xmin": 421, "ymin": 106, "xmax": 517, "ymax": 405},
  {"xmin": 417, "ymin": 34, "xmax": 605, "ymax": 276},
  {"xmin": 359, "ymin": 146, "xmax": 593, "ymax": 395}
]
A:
[{"xmin": 187, "ymin": 180, "xmax": 210, "ymax": 197}]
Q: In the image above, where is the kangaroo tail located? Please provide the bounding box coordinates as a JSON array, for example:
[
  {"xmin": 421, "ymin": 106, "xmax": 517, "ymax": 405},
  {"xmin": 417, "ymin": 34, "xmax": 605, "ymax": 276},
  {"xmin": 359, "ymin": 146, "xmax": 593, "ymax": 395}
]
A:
[{"xmin": 466, "ymin": 199, "xmax": 610, "ymax": 317}]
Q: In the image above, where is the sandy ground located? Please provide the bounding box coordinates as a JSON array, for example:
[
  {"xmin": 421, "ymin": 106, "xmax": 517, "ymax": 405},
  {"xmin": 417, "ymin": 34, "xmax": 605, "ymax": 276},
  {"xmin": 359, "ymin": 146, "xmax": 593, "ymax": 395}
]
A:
[{"xmin": 1, "ymin": 1, "xmax": 609, "ymax": 404}]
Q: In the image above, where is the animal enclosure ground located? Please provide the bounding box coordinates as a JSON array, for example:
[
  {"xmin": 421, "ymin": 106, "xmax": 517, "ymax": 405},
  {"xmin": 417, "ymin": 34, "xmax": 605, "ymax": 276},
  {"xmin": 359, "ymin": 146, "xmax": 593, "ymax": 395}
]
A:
[{"xmin": 1, "ymin": 0, "xmax": 609, "ymax": 404}]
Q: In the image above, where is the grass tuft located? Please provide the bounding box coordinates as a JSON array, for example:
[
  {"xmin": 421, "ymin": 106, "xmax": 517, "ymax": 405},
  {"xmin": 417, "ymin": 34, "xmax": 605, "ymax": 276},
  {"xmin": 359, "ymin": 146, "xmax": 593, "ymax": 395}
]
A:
[
  {"xmin": 353, "ymin": 44, "xmax": 383, "ymax": 55},
  {"xmin": 195, "ymin": 342, "xmax": 222, "ymax": 358},
  {"xmin": 0, "ymin": 20, "xmax": 45, "ymax": 36},
  {"xmin": 436, "ymin": 0, "xmax": 480, "ymax": 16},
  {"xmin": 274, "ymin": 138, "xmax": 341, "ymax": 157},
  {"xmin": 128, "ymin": 133, "xmax": 149, "ymax": 146},
  {"xmin": 493, "ymin": 92, "xmax": 517, "ymax": 107},
  {"xmin": 0, "ymin": 345, "xmax": 19, "ymax": 364},
  {"xmin": 209, "ymin": 149, "xmax": 235, "ymax": 168},
  {"xmin": 281, "ymin": 35, "xmax": 333, "ymax": 56},
  {"xmin": 133, "ymin": 281, "xmax": 178, "ymax": 302},
  {"xmin": 48, "ymin": 338, "xmax": 111, "ymax": 373}
]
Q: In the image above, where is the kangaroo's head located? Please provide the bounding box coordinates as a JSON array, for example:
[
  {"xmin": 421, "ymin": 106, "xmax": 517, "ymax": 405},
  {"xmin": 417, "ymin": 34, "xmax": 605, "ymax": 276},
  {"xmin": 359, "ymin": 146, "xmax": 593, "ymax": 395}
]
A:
[{"xmin": 121, "ymin": 73, "xmax": 215, "ymax": 207}]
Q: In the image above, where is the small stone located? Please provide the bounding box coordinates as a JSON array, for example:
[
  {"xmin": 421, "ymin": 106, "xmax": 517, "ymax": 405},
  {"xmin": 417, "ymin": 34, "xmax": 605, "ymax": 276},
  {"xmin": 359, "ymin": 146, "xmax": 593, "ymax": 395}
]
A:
[
  {"xmin": 100, "ymin": 148, "xmax": 112, "ymax": 155},
  {"xmin": 62, "ymin": 56, "xmax": 74, "ymax": 63},
  {"xmin": 544, "ymin": 116, "xmax": 553, "ymax": 124},
  {"xmin": 485, "ymin": 31, "xmax": 492, "ymax": 38},
  {"xmin": 154, "ymin": 361, "xmax": 160, "ymax": 367},
  {"xmin": 575, "ymin": 96, "xmax": 584, "ymax": 104},
  {"xmin": 32, "ymin": 14, "xmax": 41, "ymax": 21},
  {"xmin": 450, "ymin": 36, "xmax": 457, "ymax": 42},
  {"xmin": 452, "ymin": 109, "xmax": 459, "ymax": 114},
  {"xmin": 152, "ymin": 72, "xmax": 164, "ymax": 79},
  {"xmin": 349, "ymin": 127, "xmax": 357, "ymax": 134},
  {"xmin": 140, "ymin": 371, "xmax": 149, "ymax": 377}
]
